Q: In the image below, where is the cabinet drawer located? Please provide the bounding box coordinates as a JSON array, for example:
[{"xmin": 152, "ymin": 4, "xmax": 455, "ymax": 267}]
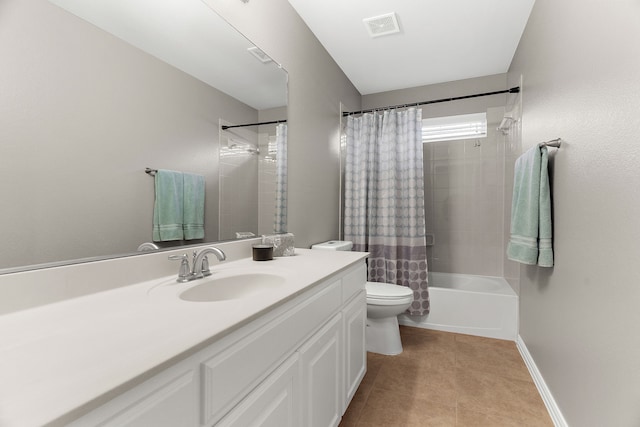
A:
[{"xmin": 201, "ymin": 279, "xmax": 342, "ymax": 425}]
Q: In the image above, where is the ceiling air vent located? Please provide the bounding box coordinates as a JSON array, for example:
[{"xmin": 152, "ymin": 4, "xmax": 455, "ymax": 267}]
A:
[
  {"xmin": 247, "ymin": 46, "xmax": 273, "ymax": 63},
  {"xmin": 363, "ymin": 12, "xmax": 400, "ymax": 38}
]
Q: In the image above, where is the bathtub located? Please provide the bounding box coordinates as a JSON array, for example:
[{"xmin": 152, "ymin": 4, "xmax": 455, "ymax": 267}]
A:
[{"xmin": 398, "ymin": 272, "xmax": 518, "ymax": 341}]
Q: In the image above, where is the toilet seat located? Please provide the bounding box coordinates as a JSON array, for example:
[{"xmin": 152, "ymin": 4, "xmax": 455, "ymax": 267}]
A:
[{"xmin": 366, "ymin": 282, "xmax": 413, "ymax": 306}]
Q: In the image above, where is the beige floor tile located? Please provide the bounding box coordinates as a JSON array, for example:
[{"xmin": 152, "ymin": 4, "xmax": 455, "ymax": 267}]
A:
[
  {"xmin": 456, "ymin": 367, "xmax": 551, "ymax": 425},
  {"xmin": 399, "ymin": 327, "xmax": 457, "ymax": 361},
  {"xmin": 455, "ymin": 335, "xmax": 532, "ymax": 382},
  {"xmin": 400, "ymin": 326, "xmax": 458, "ymax": 346},
  {"xmin": 339, "ymin": 354, "xmax": 384, "ymax": 426},
  {"xmin": 339, "ymin": 389, "xmax": 366, "ymax": 427},
  {"xmin": 357, "ymin": 387, "xmax": 456, "ymax": 427},
  {"xmin": 341, "ymin": 328, "xmax": 553, "ymax": 427},
  {"xmin": 454, "ymin": 333, "xmax": 516, "ymax": 350},
  {"xmin": 373, "ymin": 356, "xmax": 456, "ymax": 406},
  {"xmin": 456, "ymin": 407, "xmax": 553, "ymax": 427}
]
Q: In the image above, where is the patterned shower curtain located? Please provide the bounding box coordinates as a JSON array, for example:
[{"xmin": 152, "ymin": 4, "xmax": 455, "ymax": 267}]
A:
[
  {"xmin": 344, "ymin": 107, "xmax": 429, "ymax": 315},
  {"xmin": 274, "ymin": 123, "xmax": 288, "ymax": 233}
]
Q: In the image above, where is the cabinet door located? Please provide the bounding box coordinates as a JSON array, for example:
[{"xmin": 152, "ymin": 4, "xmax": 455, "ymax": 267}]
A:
[
  {"xmin": 201, "ymin": 279, "xmax": 341, "ymax": 425},
  {"xmin": 216, "ymin": 353, "xmax": 301, "ymax": 427},
  {"xmin": 343, "ymin": 290, "xmax": 367, "ymax": 411},
  {"xmin": 299, "ymin": 313, "xmax": 342, "ymax": 427}
]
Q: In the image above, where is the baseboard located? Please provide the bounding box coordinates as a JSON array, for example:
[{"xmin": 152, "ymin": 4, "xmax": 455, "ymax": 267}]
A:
[{"xmin": 516, "ymin": 335, "xmax": 568, "ymax": 427}]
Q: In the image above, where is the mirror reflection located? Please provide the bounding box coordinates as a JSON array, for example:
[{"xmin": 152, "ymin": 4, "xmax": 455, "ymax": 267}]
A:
[
  {"xmin": 218, "ymin": 120, "xmax": 287, "ymax": 241},
  {"xmin": 0, "ymin": 0, "xmax": 287, "ymax": 272}
]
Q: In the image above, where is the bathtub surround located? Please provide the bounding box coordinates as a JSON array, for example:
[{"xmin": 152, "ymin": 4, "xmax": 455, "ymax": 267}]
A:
[
  {"xmin": 218, "ymin": 126, "xmax": 260, "ymax": 241},
  {"xmin": 343, "ymin": 107, "xmax": 429, "ymax": 315}
]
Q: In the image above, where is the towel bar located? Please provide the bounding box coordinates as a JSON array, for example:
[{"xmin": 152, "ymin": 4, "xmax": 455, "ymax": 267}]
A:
[{"xmin": 539, "ymin": 138, "xmax": 561, "ymax": 148}]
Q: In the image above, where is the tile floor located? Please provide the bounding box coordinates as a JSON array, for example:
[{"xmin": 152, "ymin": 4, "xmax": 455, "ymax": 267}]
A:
[{"xmin": 340, "ymin": 326, "xmax": 554, "ymax": 427}]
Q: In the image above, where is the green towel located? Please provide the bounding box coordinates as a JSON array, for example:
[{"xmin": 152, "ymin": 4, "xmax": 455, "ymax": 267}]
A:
[
  {"xmin": 183, "ymin": 173, "xmax": 205, "ymax": 240},
  {"xmin": 152, "ymin": 170, "xmax": 184, "ymax": 241},
  {"xmin": 507, "ymin": 145, "xmax": 554, "ymax": 267}
]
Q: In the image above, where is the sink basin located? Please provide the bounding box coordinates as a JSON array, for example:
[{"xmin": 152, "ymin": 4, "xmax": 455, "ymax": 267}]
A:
[{"xmin": 179, "ymin": 273, "xmax": 286, "ymax": 302}]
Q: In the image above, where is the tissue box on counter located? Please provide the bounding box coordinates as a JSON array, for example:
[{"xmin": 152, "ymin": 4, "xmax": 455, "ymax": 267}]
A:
[{"xmin": 262, "ymin": 233, "xmax": 295, "ymax": 257}]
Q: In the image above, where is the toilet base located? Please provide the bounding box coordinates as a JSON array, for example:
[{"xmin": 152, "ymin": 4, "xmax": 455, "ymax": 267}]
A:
[{"xmin": 366, "ymin": 315, "xmax": 403, "ymax": 355}]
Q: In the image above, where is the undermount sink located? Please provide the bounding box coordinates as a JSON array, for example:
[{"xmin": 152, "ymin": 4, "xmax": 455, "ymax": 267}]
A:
[{"xmin": 179, "ymin": 273, "xmax": 286, "ymax": 302}]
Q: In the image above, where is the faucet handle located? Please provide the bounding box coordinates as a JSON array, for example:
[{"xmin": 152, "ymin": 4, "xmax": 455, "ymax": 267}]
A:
[
  {"xmin": 168, "ymin": 254, "xmax": 192, "ymax": 283},
  {"xmin": 201, "ymin": 255, "xmax": 212, "ymax": 277}
]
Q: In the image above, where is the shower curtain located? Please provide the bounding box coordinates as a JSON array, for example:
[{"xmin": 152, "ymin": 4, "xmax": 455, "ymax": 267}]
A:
[
  {"xmin": 274, "ymin": 123, "xmax": 288, "ymax": 233},
  {"xmin": 344, "ymin": 107, "xmax": 429, "ymax": 315}
]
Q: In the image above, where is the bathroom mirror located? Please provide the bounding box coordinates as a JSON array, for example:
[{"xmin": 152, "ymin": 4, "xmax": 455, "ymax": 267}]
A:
[{"xmin": 0, "ymin": 0, "xmax": 287, "ymax": 273}]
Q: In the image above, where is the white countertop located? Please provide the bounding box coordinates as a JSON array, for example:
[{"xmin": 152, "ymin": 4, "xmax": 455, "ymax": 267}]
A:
[{"xmin": 0, "ymin": 249, "xmax": 366, "ymax": 427}]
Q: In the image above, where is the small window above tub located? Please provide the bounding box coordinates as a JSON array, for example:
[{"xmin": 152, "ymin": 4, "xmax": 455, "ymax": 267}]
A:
[{"xmin": 422, "ymin": 112, "xmax": 487, "ymax": 143}]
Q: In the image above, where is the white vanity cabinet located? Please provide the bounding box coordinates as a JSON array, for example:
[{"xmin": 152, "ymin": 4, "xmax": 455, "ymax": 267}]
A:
[
  {"xmin": 299, "ymin": 313, "xmax": 343, "ymax": 427},
  {"xmin": 67, "ymin": 261, "xmax": 366, "ymax": 427},
  {"xmin": 216, "ymin": 353, "xmax": 301, "ymax": 427},
  {"xmin": 342, "ymin": 289, "xmax": 367, "ymax": 409},
  {"xmin": 66, "ymin": 364, "xmax": 200, "ymax": 427}
]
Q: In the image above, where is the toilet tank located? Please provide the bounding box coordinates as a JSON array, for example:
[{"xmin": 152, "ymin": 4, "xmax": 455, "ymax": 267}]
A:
[{"xmin": 311, "ymin": 240, "xmax": 353, "ymax": 251}]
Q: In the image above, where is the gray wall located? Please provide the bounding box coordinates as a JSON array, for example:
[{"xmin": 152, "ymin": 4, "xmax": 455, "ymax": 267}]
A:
[
  {"xmin": 362, "ymin": 73, "xmax": 508, "ymax": 115},
  {"xmin": 508, "ymin": 0, "xmax": 640, "ymax": 425},
  {"xmin": 205, "ymin": 0, "xmax": 362, "ymax": 248},
  {"xmin": 0, "ymin": 0, "xmax": 258, "ymax": 268}
]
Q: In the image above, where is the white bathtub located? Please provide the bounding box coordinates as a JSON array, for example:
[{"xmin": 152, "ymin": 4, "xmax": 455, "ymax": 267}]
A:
[{"xmin": 398, "ymin": 272, "xmax": 518, "ymax": 341}]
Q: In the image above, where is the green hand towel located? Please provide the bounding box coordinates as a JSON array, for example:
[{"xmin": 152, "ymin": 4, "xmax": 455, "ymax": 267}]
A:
[
  {"xmin": 152, "ymin": 170, "xmax": 184, "ymax": 241},
  {"xmin": 507, "ymin": 145, "xmax": 554, "ymax": 267},
  {"xmin": 183, "ymin": 173, "xmax": 205, "ymax": 240}
]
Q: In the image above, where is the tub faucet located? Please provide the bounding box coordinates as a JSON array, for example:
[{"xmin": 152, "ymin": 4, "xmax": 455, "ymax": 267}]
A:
[{"xmin": 192, "ymin": 247, "xmax": 226, "ymax": 279}]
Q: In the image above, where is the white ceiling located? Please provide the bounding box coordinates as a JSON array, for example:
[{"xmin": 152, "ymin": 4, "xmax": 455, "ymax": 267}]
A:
[{"xmin": 287, "ymin": 0, "xmax": 535, "ymax": 95}]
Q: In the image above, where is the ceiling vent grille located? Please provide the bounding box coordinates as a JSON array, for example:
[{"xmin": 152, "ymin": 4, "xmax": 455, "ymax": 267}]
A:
[
  {"xmin": 247, "ymin": 46, "xmax": 273, "ymax": 63},
  {"xmin": 363, "ymin": 12, "xmax": 400, "ymax": 38}
]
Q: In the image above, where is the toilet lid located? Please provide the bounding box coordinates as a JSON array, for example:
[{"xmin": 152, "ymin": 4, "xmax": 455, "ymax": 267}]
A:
[{"xmin": 365, "ymin": 282, "xmax": 413, "ymax": 300}]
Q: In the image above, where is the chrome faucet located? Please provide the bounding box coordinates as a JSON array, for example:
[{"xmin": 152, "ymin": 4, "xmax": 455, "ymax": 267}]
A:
[
  {"xmin": 191, "ymin": 247, "xmax": 226, "ymax": 279},
  {"xmin": 168, "ymin": 247, "xmax": 226, "ymax": 282}
]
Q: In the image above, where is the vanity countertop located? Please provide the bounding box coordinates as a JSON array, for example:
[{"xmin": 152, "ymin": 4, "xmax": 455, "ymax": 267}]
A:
[{"xmin": 0, "ymin": 249, "xmax": 367, "ymax": 427}]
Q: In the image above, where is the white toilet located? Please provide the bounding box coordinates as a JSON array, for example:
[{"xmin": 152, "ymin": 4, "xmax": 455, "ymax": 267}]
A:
[{"xmin": 311, "ymin": 240, "xmax": 414, "ymax": 355}]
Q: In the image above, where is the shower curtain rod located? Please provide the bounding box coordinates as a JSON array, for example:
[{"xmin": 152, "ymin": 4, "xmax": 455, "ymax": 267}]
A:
[
  {"xmin": 221, "ymin": 119, "xmax": 287, "ymax": 130},
  {"xmin": 342, "ymin": 86, "xmax": 520, "ymax": 116}
]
